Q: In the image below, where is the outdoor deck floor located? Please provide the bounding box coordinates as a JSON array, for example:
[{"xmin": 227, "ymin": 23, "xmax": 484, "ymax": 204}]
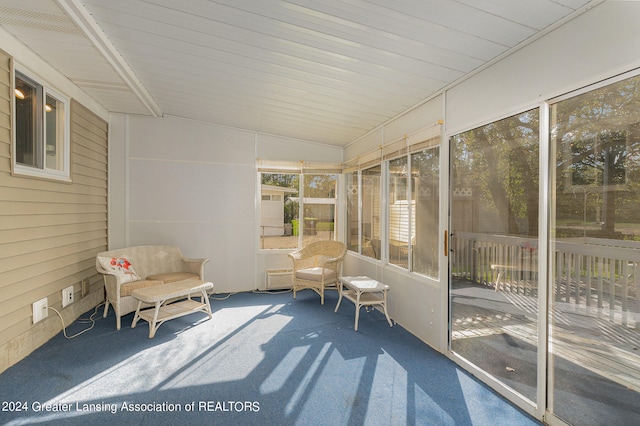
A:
[{"xmin": 451, "ymin": 279, "xmax": 640, "ymax": 394}]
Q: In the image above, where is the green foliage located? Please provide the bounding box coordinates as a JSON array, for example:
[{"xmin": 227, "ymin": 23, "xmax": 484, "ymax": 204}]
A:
[
  {"xmin": 304, "ymin": 174, "xmax": 337, "ymax": 198},
  {"xmin": 284, "ymin": 200, "xmax": 298, "ymax": 223},
  {"xmin": 261, "ymin": 173, "xmax": 298, "ymax": 189},
  {"xmin": 552, "ymin": 74, "xmax": 640, "ymax": 238},
  {"xmin": 451, "ymin": 109, "xmax": 540, "ymax": 236}
]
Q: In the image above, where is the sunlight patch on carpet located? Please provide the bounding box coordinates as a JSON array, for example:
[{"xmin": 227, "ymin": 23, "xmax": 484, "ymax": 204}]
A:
[{"xmin": 260, "ymin": 345, "xmax": 311, "ymax": 394}]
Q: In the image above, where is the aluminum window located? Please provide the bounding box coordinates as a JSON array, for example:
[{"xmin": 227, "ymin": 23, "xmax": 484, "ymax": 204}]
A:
[
  {"xmin": 259, "ymin": 171, "xmax": 338, "ymax": 250},
  {"xmin": 13, "ymin": 69, "xmax": 70, "ymax": 181}
]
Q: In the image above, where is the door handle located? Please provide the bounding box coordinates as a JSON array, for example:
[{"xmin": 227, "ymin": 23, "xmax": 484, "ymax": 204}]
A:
[{"xmin": 444, "ymin": 230, "xmax": 448, "ymax": 257}]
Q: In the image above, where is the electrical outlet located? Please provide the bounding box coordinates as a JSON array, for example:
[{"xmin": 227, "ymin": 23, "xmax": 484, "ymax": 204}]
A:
[
  {"xmin": 33, "ymin": 298, "xmax": 48, "ymax": 324},
  {"xmin": 62, "ymin": 286, "xmax": 74, "ymax": 308},
  {"xmin": 81, "ymin": 279, "xmax": 89, "ymax": 297}
]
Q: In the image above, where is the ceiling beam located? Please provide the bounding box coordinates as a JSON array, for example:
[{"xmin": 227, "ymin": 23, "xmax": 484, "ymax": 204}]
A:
[{"xmin": 55, "ymin": 0, "xmax": 163, "ymax": 117}]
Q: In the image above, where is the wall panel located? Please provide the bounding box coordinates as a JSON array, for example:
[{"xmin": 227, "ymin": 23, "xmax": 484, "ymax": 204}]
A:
[
  {"xmin": 344, "ymin": 127, "xmax": 383, "ymax": 165},
  {"xmin": 256, "ymin": 133, "xmax": 342, "ymax": 163},
  {"xmin": 129, "ymin": 114, "xmax": 255, "ymax": 164},
  {"xmin": 344, "ymin": 96, "xmax": 443, "ymax": 165},
  {"xmin": 445, "ymin": 1, "xmax": 640, "ymax": 134},
  {"xmin": 122, "ymin": 115, "xmax": 258, "ymax": 292},
  {"xmin": 384, "ymin": 95, "xmax": 443, "ymax": 144}
]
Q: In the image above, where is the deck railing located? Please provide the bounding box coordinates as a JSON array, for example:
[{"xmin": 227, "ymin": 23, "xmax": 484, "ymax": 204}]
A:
[{"xmin": 451, "ymin": 232, "xmax": 640, "ymax": 325}]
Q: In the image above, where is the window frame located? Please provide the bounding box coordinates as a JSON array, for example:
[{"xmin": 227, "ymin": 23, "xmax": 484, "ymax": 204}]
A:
[
  {"xmin": 258, "ymin": 164, "xmax": 339, "ymax": 251},
  {"xmin": 384, "ymin": 137, "xmax": 441, "ymax": 275},
  {"xmin": 12, "ymin": 67, "xmax": 71, "ymax": 182},
  {"xmin": 345, "ymin": 127, "xmax": 441, "ymax": 277},
  {"xmin": 346, "ymin": 165, "xmax": 383, "ymax": 261},
  {"xmin": 387, "ymin": 155, "xmax": 411, "ymax": 269},
  {"xmin": 409, "ymin": 145, "xmax": 440, "ymax": 278}
]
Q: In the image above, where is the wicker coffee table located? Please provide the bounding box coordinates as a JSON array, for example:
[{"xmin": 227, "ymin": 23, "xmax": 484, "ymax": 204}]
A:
[{"xmin": 131, "ymin": 279, "xmax": 213, "ymax": 338}]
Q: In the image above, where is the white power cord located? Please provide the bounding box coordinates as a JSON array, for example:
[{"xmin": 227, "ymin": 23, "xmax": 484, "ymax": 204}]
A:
[
  {"xmin": 47, "ymin": 303, "xmax": 103, "ymax": 339},
  {"xmin": 252, "ymin": 289, "xmax": 292, "ymax": 294},
  {"xmin": 209, "ymin": 292, "xmax": 238, "ymax": 301}
]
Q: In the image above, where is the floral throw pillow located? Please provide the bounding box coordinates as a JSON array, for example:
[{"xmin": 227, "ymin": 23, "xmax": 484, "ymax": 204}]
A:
[{"xmin": 98, "ymin": 256, "xmax": 140, "ymax": 284}]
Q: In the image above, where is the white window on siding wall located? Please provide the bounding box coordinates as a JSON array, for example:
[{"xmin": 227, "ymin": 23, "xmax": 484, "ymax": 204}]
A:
[{"xmin": 13, "ymin": 69, "xmax": 70, "ymax": 181}]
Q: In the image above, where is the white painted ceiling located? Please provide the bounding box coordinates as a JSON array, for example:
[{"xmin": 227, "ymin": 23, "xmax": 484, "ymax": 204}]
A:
[{"xmin": 0, "ymin": 0, "xmax": 597, "ymax": 146}]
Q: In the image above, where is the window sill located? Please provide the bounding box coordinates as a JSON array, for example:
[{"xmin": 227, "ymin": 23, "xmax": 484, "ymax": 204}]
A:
[{"xmin": 12, "ymin": 165, "xmax": 71, "ymax": 183}]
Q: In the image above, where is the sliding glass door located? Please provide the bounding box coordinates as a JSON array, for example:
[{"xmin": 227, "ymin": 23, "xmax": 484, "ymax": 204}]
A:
[
  {"xmin": 449, "ymin": 109, "xmax": 540, "ymax": 403},
  {"xmin": 448, "ymin": 73, "xmax": 640, "ymax": 424},
  {"xmin": 548, "ymin": 73, "xmax": 640, "ymax": 425}
]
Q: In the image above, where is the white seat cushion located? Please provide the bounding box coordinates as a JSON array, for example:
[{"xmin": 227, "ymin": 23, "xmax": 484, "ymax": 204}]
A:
[{"xmin": 296, "ymin": 267, "xmax": 337, "ymax": 282}]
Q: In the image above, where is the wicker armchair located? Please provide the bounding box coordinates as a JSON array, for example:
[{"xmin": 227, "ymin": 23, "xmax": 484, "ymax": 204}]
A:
[{"xmin": 288, "ymin": 240, "xmax": 347, "ymax": 305}]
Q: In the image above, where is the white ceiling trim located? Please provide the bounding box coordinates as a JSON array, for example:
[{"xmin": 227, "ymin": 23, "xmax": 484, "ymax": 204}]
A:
[{"xmin": 55, "ymin": 0, "xmax": 163, "ymax": 117}]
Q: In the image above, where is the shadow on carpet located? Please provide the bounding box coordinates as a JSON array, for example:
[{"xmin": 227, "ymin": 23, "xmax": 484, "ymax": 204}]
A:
[{"xmin": 0, "ymin": 291, "xmax": 539, "ymax": 426}]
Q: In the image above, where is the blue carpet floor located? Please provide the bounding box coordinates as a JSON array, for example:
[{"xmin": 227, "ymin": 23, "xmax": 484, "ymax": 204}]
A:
[{"xmin": 0, "ymin": 290, "xmax": 540, "ymax": 426}]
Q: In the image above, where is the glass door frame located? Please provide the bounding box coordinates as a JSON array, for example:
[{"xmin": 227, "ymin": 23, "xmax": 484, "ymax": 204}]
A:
[
  {"xmin": 445, "ymin": 102, "xmax": 551, "ymax": 422},
  {"xmin": 447, "ymin": 68, "xmax": 640, "ymax": 424},
  {"xmin": 543, "ymin": 69, "xmax": 640, "ymax": 425}
]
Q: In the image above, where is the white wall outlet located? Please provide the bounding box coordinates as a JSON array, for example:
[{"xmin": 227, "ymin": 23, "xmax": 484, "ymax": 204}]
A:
[
  {"xmin": 33, "ymin": 298, "xmax": 48, "ymax": 324},
  {"xmin": 81, "ymin": 279, "xmax": 89, "ymax": 297},
  {"xmin": 62, "ymin": 286, "xmax": 74, "ymax": 308}
]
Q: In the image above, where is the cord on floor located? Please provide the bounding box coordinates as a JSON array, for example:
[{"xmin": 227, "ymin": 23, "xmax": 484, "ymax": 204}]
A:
[
  {"xmin": 209, "ymin": 292, "xmax": 238, "ymax": 301},
  {"xmin": 252, "ymin": 289, "xmax": 292, "ymax": 294},
  {"xmin": 207, "ymin": 289, "xmax": 292, "ymax": 301},
  {"xmin": 47, "ymin": 303, "xmax": 104, "ymax": 339}
]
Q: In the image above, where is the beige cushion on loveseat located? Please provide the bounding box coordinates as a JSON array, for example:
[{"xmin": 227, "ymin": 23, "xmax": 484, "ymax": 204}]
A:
[
  {"xmin": 120, "ymin": 279, "xmax": 164, "ymax": 297},
  {"xmin": 147, "ymin": 272, "xmax": 199, "ymax": 283}
]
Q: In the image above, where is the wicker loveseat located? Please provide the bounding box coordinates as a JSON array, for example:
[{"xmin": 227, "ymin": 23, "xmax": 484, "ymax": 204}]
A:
[
  {"xmin": 289, "ymin": 240, "xmax": 347, "ymax": 305},
  {"xmin": 96, "ymin": 245, "xmax": 208, "ymax": 329}
]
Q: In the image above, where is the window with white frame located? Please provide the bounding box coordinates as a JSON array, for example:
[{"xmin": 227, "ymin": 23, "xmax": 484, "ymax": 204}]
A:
[
  {"xmin": 260, "ymin": 172, "xmax": 299, "ymax": 249},
  {"xmin": 385, "ymin": 133, "xmax": 440, "ymax": 274},
  {"xmin": 345, "ymin": 150, "xmax": 383, "ymax": 260},
  {"xmin": 347, "ymin": 166, "xmax": 382, "ymax": 260},
  {"xmin": 410, "ymin": 146, "xmax": 439, "ymax": 278},
  {"xmin": 361, "ymin": 165, "xmax": 382, "ymax": 260},
  {"xmin": 301, "ymin": 173, "xmax": 338, "ymax": 246},
  {"xmin": 13, "ymin": 69, "xmax": 70, "ymax": 181},
  {"xmin": 346, "ymin": 171, "xmax": 359, "ymax": 252},
  {"xmin": 258, "ymin": 162, "xmax": 339, "ymax": 250},
  {"xmin": 388, "ymin": 156, "xmax": 411, "ymax": 268},
  {"xmin": 345, "ymin": 125, "xmax": 440, "ymax": 277}
]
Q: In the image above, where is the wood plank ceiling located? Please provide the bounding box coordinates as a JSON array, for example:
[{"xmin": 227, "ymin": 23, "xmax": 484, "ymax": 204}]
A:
[{"xmin": 0, "ymin": 0, "xmax": 597, "ymax": 146}]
